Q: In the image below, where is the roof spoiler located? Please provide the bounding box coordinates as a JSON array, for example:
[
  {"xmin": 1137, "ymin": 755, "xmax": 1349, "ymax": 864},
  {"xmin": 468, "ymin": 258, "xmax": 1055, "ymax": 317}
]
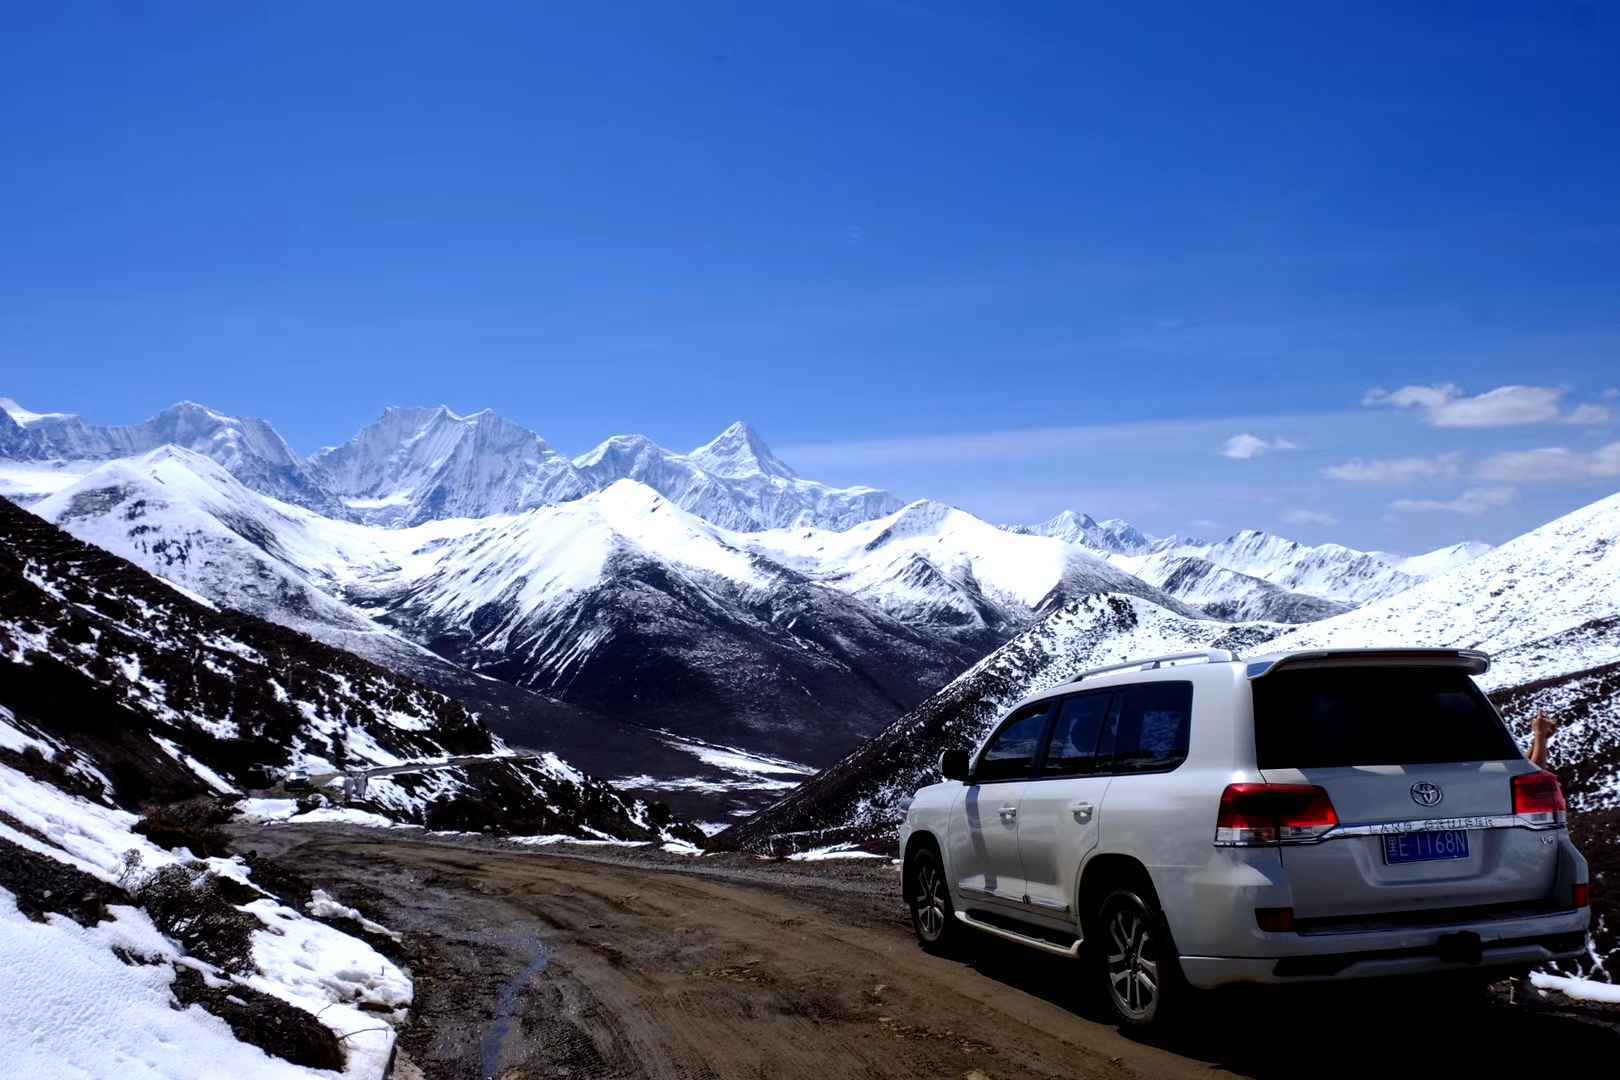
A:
[{"xmin": 1245, "ymin": 648, "xmax": 1490, "ymax": 679}]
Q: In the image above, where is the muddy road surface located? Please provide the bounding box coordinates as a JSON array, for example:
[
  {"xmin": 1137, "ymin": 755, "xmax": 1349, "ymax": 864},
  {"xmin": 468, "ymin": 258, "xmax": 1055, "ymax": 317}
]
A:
[{"xmin": 234, "ymin": 825, "xmax": 1619, "ymax": 1080}]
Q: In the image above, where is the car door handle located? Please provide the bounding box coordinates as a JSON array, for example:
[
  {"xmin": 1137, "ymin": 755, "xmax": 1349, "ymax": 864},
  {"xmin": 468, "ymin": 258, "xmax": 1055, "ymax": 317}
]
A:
[
  {"xmin": 998, "ymin": 805, "xmax": 1018, "ymax": 820},
  {"xmin": 1070, "ymin": 801, "xmax": 1094, "ymax": 824}
]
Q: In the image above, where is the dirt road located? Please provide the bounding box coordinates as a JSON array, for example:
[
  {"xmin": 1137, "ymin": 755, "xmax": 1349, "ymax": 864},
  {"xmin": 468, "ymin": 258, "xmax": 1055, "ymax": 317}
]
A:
[{"xmin": 233, "ymin": 825, "xmax": 1619, "ymax": 1080}]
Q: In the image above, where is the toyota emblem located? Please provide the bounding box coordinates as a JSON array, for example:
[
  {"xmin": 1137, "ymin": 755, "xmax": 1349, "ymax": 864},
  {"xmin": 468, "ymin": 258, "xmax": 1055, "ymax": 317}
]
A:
[{"xmin": 1410, "ymin": 781, "xmax": 1443, "ymax": 808}]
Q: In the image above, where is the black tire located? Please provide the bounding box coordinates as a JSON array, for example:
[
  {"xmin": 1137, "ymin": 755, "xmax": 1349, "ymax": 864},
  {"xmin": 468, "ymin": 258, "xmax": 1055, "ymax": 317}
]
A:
[
  {"xmin": 1093, "ymin": 887, "xmax": 1183, "ymax": 1030},
  {"xmin": 907, "ymin": 847, "xmax": 959, "ymax": 952}
]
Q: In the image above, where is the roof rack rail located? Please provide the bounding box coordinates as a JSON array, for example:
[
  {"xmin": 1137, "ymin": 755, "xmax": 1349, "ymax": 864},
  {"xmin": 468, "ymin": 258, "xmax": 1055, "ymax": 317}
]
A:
[{"xmin": 1070, "ymin": 649, "xmax": 1240, "ymax": 683}]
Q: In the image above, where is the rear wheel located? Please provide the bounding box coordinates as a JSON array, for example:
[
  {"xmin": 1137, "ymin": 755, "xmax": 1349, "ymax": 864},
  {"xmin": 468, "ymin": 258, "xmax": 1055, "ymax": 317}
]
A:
[
  {"xmin": 1095, "ymin": 888, "xmax": 1180, "ymax": 1030},
  {"xmin": 908, "ymin": 848, "xmax": 958, "ymax": 952}
]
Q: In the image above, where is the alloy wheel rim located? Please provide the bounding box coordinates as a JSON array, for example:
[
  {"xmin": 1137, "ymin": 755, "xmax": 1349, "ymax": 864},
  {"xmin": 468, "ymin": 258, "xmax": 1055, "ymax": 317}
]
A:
[
  {"xmin": 915, "ymin": 863, "xmax": 946, "ymax": 939},
  {"xmin": 1105, "ymin": 905, "xmax": 1158, "ymax": 1019}
]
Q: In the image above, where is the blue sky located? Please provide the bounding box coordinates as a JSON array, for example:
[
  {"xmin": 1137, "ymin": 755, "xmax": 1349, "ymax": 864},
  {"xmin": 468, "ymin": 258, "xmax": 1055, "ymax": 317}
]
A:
[{"xmin": 3, "ymin": 3, "xmax": 1617, "ymax": 550}]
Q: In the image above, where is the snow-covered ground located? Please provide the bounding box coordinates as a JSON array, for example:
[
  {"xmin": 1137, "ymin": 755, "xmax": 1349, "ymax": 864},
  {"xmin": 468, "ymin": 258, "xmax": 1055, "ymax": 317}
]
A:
[{"xmin": 0, "ymin": 763, "xmax": 410, "ymax": 1080}]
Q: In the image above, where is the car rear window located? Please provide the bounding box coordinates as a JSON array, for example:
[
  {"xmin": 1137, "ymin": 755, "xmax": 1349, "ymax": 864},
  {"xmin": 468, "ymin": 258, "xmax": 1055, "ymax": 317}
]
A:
[{"xmin": 1252, "ymin": 667, "xmax": 1519, "ymax": 769}]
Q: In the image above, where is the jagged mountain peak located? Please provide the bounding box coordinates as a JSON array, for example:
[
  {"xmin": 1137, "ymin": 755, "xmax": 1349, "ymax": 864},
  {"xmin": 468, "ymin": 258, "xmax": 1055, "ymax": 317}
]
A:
[{"xmin": 689, "ymin": 421, "xmax": 798, "ymax": 481}]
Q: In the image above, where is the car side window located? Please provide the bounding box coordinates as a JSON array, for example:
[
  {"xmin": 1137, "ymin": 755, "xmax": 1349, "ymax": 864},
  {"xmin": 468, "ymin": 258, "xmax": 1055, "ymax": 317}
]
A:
[
  {"xmin": 1038, "ymin": 692, "xmax": 1115, "ymax": 776},
  {"xmin": 1098, "ymin": 681, "xmax": 1193, "ymax": 774},
  {"xmin": 975, "ymin": 703, "xmax": 1052, "ymax": 783}
]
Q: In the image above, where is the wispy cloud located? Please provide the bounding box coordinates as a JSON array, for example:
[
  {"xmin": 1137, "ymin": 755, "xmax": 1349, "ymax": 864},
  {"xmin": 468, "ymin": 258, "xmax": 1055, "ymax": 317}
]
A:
[
  {"xmin": 1322, "ymin": 452, "xmax": 1462, "ymax": 483},
  {"xmin": 1476, "ymin": 443, "xmax": 1620, "ymax": 484},
  {"xmin": 1391, "ymin": 487, "xmax": 1517, "ymax": 515},
  {"xmin": 1220, "ymin": 433, "xmax": 1299, "ymax": 460},
  {"xmin": 1281, "ymin": 508, "xmax": 1337, "ymax": 527},
  {"xmin": 1363, "ymin": 383, "xmax": 1564, "ymax": 427},
  {"xmin": 1564, "ymin": 403, "xmax": 1612, "ymax": 425}
]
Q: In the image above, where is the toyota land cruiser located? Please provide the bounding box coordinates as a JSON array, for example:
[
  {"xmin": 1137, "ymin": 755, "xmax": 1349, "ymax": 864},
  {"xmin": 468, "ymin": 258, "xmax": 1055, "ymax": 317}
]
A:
[{"xmin": 899, "ymin": 648, "xmax": 1590, "ymax": 1029}]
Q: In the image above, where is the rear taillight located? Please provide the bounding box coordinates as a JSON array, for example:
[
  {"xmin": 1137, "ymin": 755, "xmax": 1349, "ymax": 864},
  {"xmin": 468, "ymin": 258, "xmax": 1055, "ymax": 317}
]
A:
[
  {"xmin": 1214, "ymin": 783, "xmax": 1339, "ymax": 846},
  {"xmin": 1511, "ymin": 770, "xmax": 1567, "ymax": 828},
  {"xmin": 1255, "ymin": 906, "xmax": 1295, "ymax": 932},
  {"xmin": 1572, "ymin": 883, "xmax": 1590, "ymax": 909}
]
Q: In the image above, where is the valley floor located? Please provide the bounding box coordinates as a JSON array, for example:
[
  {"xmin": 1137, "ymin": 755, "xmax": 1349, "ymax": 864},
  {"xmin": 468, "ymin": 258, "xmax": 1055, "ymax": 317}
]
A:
[{"xmin": 233, "ymin": 824, "xmax": 1620, "ymax": 1080}]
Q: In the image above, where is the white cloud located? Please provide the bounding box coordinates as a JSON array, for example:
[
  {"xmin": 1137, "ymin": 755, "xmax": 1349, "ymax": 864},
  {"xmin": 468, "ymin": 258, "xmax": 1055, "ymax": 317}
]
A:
[
  {"xmin": 1280, "ymin": 508, "xmax": 1338, "ymax": 527},
  {"xmin": 1603, "ymin": 388, "xmax": 1620, "ymax": 401},
  {"xmin": 1220, "ymin": 433, "xmax": 1299, "ymax": 460},
  {"xmin": 1476, "ymin": 442, "xmax": 1620, "ymax": 484},
  {"xmin": 1564, "ymin": 403, "xmax": 1613, "ymax": 425},
  {"xmin": 1391, "ymin": 487, "xmax": 1518, "ymax": 515},
  {"xmin": 1322, "ymin": 452, "xmax": 1462, "ymax": 483},
  {"xmin": 1364, "ymin": 383, "xmax": 1564, "ymax": 427}
]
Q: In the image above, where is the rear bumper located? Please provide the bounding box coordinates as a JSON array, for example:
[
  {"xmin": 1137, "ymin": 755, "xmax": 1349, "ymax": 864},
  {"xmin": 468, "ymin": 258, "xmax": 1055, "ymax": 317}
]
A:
[{"xmin": 1181, "ymin": 908, "xmax": 1590, "ymax": 988}]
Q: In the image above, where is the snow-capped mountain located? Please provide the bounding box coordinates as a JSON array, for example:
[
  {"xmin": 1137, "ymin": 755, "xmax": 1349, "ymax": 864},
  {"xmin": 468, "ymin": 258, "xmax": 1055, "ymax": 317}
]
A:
[
  {"xmin": 1007, "ymin": 510, "xmax": 1489, "ymax": 614},
  {"xmin": 574, "ymin": 421, "xmax": 903, "ymax": 531},
  {"xmin": 36, "ymin": 446, "xmax": 395, "ymax": 645},
  {"xmin": 1006, "ymin": 509, "xmax": 1158, "ymax": 554},
  {"xmin": 374, "ymin": 480, "xmax": 974, "ymax": 763},
  {"xmin": 20, "ymin": 446, "xmax": 1197, "ymax": 779},
  {"xmin": 0, "ymin": 398, "xmax": 337, "ymax": 514},
  {"xmin": 311, "ymin": 405, "xmax": 590, "ymax": 526},
  {"xmin": 21, "ymin": 450, "xmax": 972, "ymax": 771},
  {"xmin": 748, "ymin": 499, "xmax": 1205, "ymax": 643}
]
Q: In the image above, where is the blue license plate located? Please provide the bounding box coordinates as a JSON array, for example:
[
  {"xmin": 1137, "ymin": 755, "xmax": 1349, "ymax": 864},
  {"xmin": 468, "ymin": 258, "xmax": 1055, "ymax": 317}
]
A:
[{"xmin": 1382, "ymin": 830, "xmax": 1469, "ymax": 864}]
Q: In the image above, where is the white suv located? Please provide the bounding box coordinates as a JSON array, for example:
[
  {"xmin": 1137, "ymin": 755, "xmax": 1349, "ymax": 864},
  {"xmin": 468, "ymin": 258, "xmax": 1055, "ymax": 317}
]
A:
[{"xmin": 899, "ymin": 648, "xmax": 1590, "ymax": 1029}]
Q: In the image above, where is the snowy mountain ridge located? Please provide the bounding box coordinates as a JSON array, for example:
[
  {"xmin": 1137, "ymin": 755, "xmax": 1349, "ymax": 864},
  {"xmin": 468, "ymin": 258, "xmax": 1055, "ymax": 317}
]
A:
[{"xmin": 0, "ymin": 396, "xmax": 902, "ymax": 532}]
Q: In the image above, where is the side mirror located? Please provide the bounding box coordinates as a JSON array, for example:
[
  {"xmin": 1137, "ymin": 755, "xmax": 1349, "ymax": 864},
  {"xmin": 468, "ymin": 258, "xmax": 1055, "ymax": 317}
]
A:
[{"xmin": 939, "ymin": 749, "xmax": 970, "ymax": 782}]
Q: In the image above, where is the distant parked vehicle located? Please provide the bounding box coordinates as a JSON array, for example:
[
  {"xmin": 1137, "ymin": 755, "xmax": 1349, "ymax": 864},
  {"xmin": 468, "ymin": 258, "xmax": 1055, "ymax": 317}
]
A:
[
  {"xmin": 283, "ymin": 770, "xmax": 312, "ymax": 791},
  {"xmin": 899, "ymin": 648, "xmax": 1590, "ymax": 1030}
]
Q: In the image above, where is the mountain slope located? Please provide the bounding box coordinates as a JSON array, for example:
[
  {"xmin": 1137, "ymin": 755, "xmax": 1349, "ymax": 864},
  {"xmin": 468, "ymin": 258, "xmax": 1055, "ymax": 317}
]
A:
[
  {"xmin": 374, "ymin": 481, "xmax": 977, "ymax": 764},
  {"xmin": 1130, "ymin": 529, "xmax": 1424, "ymax": 605},
  {"xmin": 0, "ymin": 491, "xmax": 686, "ymax": 842},
  {"xmin": 1124, "ymin": 553, "xmax": 1354, "ymax": 623},
  {"xmin": 1269, "ymin": 490, "xmax": 1620, "ymax": 686}
]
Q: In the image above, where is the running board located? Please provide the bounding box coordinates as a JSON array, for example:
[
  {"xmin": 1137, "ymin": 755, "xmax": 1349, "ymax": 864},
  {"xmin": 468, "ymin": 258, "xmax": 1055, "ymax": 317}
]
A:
[{"xmin": 955, "ymin": 910, "xmax": 1082, "ymax": 958}]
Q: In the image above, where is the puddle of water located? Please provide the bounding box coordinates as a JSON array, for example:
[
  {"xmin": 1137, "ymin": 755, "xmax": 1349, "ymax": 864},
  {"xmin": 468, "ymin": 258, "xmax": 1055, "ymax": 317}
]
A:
[{"xmin": 479, "ymin": 940, "xmax": 551, "ymax": 1079}]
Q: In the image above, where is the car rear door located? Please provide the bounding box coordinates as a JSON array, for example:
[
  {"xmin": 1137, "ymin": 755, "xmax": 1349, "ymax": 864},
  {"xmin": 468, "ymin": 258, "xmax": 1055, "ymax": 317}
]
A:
[
  {"xmin": 1252, "ymin": 664, "xmax": 1559, "ymax": 921},
  {"xmin": 946, "ymin": 702, "xmax": 1052, "ymax": 910},
  {"xmin": 1018, "ymin": 690, "xmax": 1116, "ymax": 917}
]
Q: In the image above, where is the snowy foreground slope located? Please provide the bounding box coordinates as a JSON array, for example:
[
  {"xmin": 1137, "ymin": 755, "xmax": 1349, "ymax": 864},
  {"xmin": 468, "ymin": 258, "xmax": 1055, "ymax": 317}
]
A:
[{"xmin": 0, "ymin": 759, "xmax": 410, "ymax": 1079}]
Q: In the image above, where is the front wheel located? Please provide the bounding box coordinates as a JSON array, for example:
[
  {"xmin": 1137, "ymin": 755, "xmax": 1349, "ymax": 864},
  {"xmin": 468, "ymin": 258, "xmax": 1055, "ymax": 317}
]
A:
[
  {"xmin": 1095, "ymin": 888, "xmax": 1181, "ymax": 1030},
  {"xmin": 908, "ymin": 848, "xmax": 958, "ymax": 952}
]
